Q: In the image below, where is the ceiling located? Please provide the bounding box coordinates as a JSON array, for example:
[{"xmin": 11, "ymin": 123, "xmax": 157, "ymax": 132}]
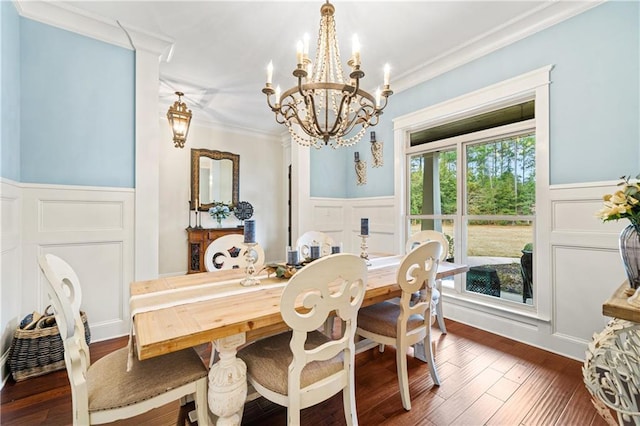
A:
[{"xmin": 55, "ymin": 1, "xmax": 588, "ymax": 136}]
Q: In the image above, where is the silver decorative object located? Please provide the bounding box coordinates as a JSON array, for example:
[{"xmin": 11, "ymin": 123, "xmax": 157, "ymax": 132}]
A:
[{"xmin": 583, "ymin": 318, "xmax": 640, "ymax": 425}]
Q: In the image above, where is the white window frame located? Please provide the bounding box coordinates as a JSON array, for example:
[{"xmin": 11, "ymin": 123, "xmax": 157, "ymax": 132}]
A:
[{"xmin": 393, "ymin": 65, "xmax": 552, "ymax": 321}]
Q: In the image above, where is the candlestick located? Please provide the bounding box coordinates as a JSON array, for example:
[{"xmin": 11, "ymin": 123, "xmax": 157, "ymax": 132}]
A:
[
  {"xmin": 359, "ymin": 235, "xmax": 371, "ymax": 266},
  {"xmin": 361, "ymin": 218, "xmax": 369, "ymax": 236},
  {"xmin": 244, "ymin": 219, "xmax": 256, "ymax": 243},
  {"xmin": 240, "ymin": 243, "xmax": 261, "ymax": 286},
  {"xmin": 187, "ymin": 201, "xmax": 193, "ymax": 230}
]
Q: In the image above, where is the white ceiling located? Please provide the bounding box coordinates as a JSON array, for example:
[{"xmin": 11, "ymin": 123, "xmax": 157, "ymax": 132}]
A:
[{"xmin": 56, "ymin": 1, "xmax": 594, "ymax": 136}]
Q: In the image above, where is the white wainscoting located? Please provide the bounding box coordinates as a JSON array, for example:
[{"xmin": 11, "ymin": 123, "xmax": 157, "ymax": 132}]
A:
[
  {"xmin": 1, "ymin": 179, "xmax": 22, "ymax": 385},
  {"xmin": 549, "ymin": 181, "xmax": 627, "ymax": 344},
  {"xmin": 446, "ymin": 180, "xmax": 627, "ymax": 361},
  {"xmin": 20, "ymin": 183, "xmax": 135, "ymax": 343},
  {"xmin": 307, "ymin": 196, "xmax": 398, "ymax": 255}
]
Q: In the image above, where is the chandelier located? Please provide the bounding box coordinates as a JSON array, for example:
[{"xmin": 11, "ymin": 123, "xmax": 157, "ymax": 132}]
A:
[
  {"xmin": 263, "ymin": 1, "xmax": 392, "ymax": 149},
  {"xmin": 166, "ymin": 91, "xmax": 192, "ymax": 148}
]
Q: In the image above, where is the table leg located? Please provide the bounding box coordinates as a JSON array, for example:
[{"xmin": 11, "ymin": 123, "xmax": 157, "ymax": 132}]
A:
[{"xmin": 208, "ymin": 333, "xmax": 247, "ymax": 426}]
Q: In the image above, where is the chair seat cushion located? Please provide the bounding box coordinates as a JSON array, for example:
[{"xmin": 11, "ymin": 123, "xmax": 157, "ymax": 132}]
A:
[
  {"xmin": 87, "ymin": 347, "xmax": 208, "ymax": 412},
  {"xmin": 357, "ymin": 301, "xmax": 426, "ymax": 338},
  {"xmin": 238, "ymin": 330, "xmax": 343, "ymax": 396}
]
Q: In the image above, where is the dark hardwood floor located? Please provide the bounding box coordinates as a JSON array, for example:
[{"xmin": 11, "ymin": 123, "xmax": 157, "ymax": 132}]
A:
[{"xmin": 1, "ymin": 319, "xmax": 607, "ymax": 425}]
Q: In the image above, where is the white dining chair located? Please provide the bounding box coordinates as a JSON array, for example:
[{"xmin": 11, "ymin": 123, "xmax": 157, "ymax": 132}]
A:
[
  {"xmin": 38, "ymin": 254, "xmax": 209, "ymax": 425},
  {"xmin": 204, "ymin": 233, "xmax": 265, "ymax": 271},
  {"xmin": 295, "ymin": 230, "xmax": 335, "ymax": 259},
  {"xmin": 357, "ymin": 240, "xmax": 442, "ymax": 411},
  {"xmin": 238, "ymin": 253, "xmax": 367, "ymax": 425},
  {"xmin": 405, "ymin": 230, "xmax": 450, "ymax": 334}
]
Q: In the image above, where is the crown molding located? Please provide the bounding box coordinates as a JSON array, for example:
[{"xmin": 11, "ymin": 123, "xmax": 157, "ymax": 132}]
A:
[
  {"xmin": 162, "ymin": 112, "xmax": 283, "ymax": 142},
  {"xmin": 392, "ymin": 0, "xmax": 605, "ymax": 94},
  {"xmin": 14, "ymin": 0, "xmax": 173, "ymax": 57}
]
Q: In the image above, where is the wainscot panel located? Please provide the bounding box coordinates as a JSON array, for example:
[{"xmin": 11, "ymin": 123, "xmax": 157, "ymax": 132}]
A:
[{"xmin": 20, "ymin": 184, "xmax": 134, "ymax": 342}]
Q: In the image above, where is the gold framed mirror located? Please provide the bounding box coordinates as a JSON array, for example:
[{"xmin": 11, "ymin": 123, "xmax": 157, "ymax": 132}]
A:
[{"xmin": 190, "ymin": 149, "xmax": 239, "ymax": 211}]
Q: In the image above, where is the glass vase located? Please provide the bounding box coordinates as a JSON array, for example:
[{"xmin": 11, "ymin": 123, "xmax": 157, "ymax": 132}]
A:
[
  {"xmin": 619, "ymin": 223, "xmax": 640, "ymax": 289},
  {"xmin": 216, "ymin": 217, "xmax": 222, "ymax": 228}
]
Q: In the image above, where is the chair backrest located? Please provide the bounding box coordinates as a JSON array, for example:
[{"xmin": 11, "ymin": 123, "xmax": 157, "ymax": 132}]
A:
[
  {"xmin": 397, "ymin": 241, "xmax": 442, "ymax": 329},
  {"xmin": 38, "ymin": 254, "xmax": 91, "ymax": 418},
  {"xmin": 204, "ymin": 234, "xmax": 265, "ymax": 271},
  {"xmin": 280, "ymin": 253, "xmax": 367, "ymax": 398},
  {"xmin": 295, "ymin": 231, "xmax": 335, "ymax": 259},
  {"xmin": 405, "ymin": 230, "xmax": 449, "ymax": 261}
]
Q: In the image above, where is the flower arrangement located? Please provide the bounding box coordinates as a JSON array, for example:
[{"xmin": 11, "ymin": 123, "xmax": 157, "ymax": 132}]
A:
[
  {"xmin": 596, "ymin": 175, "xmax": 640, "ymax": 230},
  {"xmin": 208, "ymin": 201, "xmax": 232, "ymax": 222}
]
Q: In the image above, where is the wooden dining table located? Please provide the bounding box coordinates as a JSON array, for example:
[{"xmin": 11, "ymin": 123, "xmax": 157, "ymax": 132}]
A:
[{"xmin": 130, "ymin": 255, "xmax": 469, "ymax": 425}]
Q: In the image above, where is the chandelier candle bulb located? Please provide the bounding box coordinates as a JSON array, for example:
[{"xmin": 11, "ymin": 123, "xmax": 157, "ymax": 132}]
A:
[
  {"xmin": 267, "ymin": 61, "xmax": 273, "ymax": 85},
  {"xmin": 361, "ymin": 218, "xmax": 369, "ymax": 236},
  {"xmin": 296, "ymin": 40, "xmax": 304, "ymax": 65},
  {"xmin": 275, "ymin": 86, "xmax": 281, "ymax": 107},
  {"xmin": 375, "ymin": 87, "xmax": 381, "ymax": 108},
  {"xmin": 303, "ymin": 33, "xmax": 310, "ymax": 56},
  {"xmin": 351, "ymin": 34, "xmax": 361, "ymax": 66},
  {"xmin": 384, "ymin": 63, "xmax": 390, "ymax": 86},
  {"xmin": 244, "ymin": 219, "xmax": 256, "ymax": 244}
]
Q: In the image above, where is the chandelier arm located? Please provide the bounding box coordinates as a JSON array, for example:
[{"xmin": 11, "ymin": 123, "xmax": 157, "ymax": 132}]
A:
[
  {"xmin": 265, "ymin": 94, "xmax": 279, "ymax": 112},
  {"xmin": 280, "ymin": 102, "xmax": 307, "ymax": 130},
  {"xmin": 304, "ymin": 92, "xmax": 325, "ymax": 138},
  {"xmin": 376, "ymin": 95, "xmax": 390, "ymax": 112},
  {"xmin": 339, "ymin": 104, "xmax": 372, "ymax": 136},
  {"xmin": 327, "ymin": 91, "xmax": 353, "ymax": 136},
  {"xmin": 281, "ymin": 95, "xmax": 324, "ymax": 140}
]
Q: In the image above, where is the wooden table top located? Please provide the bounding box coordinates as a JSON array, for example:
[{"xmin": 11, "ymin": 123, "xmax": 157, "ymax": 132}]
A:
[
  {"xmin": 131, "ymin": 257, "xmax": 469, "ymax": 360},
  {"xmin": 602, "ymin": 281, "xmax": 640, "ymax": 322}
]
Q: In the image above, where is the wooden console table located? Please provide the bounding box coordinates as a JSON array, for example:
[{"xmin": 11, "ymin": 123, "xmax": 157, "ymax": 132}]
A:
[
  {"xmin": 602, "ymin": 281, "xmax": 640, "ymax": 322},
  {"xmin": 186, "ymin": 227, "xmax": 243, "ymax": 273}
]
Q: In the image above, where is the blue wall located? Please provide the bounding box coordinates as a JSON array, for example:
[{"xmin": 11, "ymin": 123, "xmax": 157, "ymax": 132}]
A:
[
  {"xmin": 1, "ymin": 2, "xmax": 21, "ymax": 181},
  {"xmin": 19, "ymin": 19, "xmax": 135, "ymax": 187},
  {"xmin": 311, "ymin": 1, "xmax": 639, "ymax": 197}
]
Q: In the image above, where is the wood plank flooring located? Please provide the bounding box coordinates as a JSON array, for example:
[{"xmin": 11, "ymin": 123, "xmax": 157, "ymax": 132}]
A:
[{"xmin": 1, "ymin": 319, "xmax": 608, "ymax": 425}]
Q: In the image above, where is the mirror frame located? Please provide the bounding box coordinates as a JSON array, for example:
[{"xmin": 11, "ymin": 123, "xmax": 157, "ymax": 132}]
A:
[{"xmin": 190, "ymin": 148, "xmax": 240, "ymax": 211}]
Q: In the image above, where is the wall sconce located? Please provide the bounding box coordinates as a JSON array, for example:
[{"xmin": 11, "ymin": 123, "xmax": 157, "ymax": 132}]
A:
[
  {"xmin": 370, "ymin": 131, "xmax": 383, "ymax": 167},
  {"xmin": 354, "ymin": 152, "xmax": 367, "ymax": 185},
  {"xmin": 167, "ymin": 91, "xmax": 192, "ymax": 148}
]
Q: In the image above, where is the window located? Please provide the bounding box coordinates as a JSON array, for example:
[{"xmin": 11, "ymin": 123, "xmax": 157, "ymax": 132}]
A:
[
  {"xmin": 409, "ymin": 122, "xmax": 535, "ymax": 305},
  {"xmin": 395, "ymin": 66, "xmax": 551, "ymax": 318}
]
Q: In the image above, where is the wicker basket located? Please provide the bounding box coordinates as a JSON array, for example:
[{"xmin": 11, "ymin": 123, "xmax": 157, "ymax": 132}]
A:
[{"xmin": 7, "ymin": 308, "xmax": 91, "ymax": 382}]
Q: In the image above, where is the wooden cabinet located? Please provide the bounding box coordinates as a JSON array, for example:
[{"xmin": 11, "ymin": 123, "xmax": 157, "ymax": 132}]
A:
[{"xmin": 187, "ymin": 227, "xmax": 244, "ymax": 273}]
